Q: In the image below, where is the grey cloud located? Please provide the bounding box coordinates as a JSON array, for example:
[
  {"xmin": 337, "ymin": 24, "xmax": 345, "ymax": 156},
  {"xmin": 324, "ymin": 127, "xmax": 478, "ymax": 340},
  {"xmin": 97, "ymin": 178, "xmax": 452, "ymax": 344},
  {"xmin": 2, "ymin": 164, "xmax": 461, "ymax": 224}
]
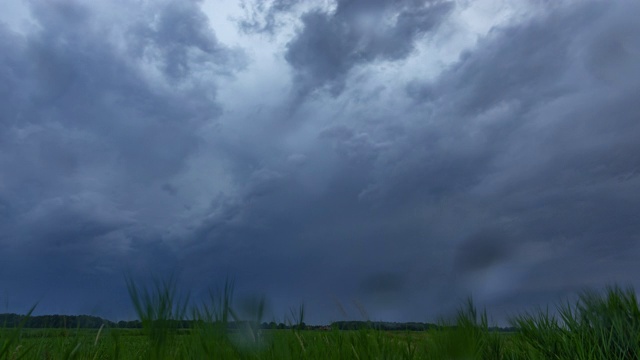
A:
[
  {"xmin": 407, "ymin": 11, "xmax": 581, "ymax": 113},
  {"xmin": 246, "ymin": 168, "xmax": 285, "ymax": 198},
  {"xmin": 1, "ymin": 0, "xmax": 640, "ymax": 325},
  {"xmin": 0, "ymin": 0, "xmax": 241, "ymax": 315},
  {"xmin": 237, "ymin": 0, "xmax": 299, "ymax": 35},
  {"xmin": 454, "ymin": 228, "xmax": 514, "ymax": 273},
  {"xmin": 161, "ymin": 183, "xmax": 178, "ymax": 196},
  {"xmin": 417, "ymin": 1, "xmax": 640, "ymax": 303},
  {"xmin": 319, "ymin": 125, "xmax": 388, "ymax": 164},
  {"xmin": 262, "ymin": 0, "xmax": 640, "ymax": 317},
  {"xmin": 0, "ymin": 24, "xmax": 30, "ymax": 133},
  {"xmin": 408, "ymin": 1, "xmax": 640, "ymax": 115},
  {"xmin": 359, "ymin": 272, "xmax": 406, "ymax": 305},
  {"xmin": 286, "ymin": 0, "xmax": 454, "ymax": 97},
  {"xmin": 129, "ymin": 1, "xmax": 244, "ymax": 80},
  {"xmin": 19, "ymin": 196, "xmax": 131, "ymax": 243},
  {"xmin": 396, "ymin": 1, "xmax": 640, "ymax": 204},
  {"xmin": 2, "ymin": 0, "xmax": 241, "ymax": 182}
]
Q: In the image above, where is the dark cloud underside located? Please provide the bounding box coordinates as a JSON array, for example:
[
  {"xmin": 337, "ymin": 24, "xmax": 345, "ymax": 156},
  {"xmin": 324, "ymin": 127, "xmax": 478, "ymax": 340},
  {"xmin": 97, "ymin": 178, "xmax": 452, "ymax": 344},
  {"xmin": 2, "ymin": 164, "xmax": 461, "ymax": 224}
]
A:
[{"xmin": 0, "ymin": 0, "xmax": 639, "ymax": 323}]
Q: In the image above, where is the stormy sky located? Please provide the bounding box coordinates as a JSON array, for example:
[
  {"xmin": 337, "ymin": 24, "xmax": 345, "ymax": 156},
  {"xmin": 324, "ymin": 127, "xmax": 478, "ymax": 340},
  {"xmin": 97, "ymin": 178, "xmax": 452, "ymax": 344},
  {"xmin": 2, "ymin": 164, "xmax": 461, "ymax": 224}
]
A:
[{"xmin": 1, "ymin": 0, "xmax": 639, "ymax": 325}]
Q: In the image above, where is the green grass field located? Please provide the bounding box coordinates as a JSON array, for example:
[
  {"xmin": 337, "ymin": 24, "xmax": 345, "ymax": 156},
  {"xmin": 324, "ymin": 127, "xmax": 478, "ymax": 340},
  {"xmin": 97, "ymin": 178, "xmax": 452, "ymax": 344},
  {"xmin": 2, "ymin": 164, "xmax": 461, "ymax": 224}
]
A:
[{"xmin": 2, "ymin": 281, "xmax": 639, "ymax": 359}]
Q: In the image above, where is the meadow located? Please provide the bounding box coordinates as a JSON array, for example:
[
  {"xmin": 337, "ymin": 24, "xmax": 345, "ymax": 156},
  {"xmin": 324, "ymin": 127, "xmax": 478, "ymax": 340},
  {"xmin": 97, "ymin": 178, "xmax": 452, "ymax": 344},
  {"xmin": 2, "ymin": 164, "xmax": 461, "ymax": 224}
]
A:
[{"xmin": 1, "ymin": 280, "xmax": 639, "ymax": 359}]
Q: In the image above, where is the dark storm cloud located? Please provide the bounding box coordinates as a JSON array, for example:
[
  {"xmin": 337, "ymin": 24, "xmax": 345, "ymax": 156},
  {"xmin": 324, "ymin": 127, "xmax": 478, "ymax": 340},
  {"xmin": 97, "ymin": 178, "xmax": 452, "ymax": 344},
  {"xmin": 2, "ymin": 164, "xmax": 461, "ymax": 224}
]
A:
[
  {"xmin": 407, "ymin": 3, "xmax": 592, "ymax": 113},
  {"xmin": 0, "ymin": 0, "xmax": 243, "ymax": 316},
  {"xmin": 454, "ymin": 228, "xmax": 514, "ymax": 273},
  {"xmin": 176, "ymin": 0, "xmax": 640, "ymax": 323},
  {"xmin": 285, "ymin": 0, "xmax": 454, "ymax": 97},
  {"xmin": 0, "ymin": 23, "xmax": 30, "ymax": 133},
  {"xmin": 395, "ymin": 0, "xmax": 640, "ymax": 311},
  {"xmin": 1, "ymin": 0, "xmax": 639, "ymax": 325}
]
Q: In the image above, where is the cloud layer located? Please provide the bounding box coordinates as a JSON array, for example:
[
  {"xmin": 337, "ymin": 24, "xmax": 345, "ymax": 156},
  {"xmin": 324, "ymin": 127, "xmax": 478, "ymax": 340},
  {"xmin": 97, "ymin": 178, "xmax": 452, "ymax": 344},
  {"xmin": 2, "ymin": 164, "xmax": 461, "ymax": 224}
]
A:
[{"xmin": 1, "ymin": 0, "xmax": 639, "ymax": 323}]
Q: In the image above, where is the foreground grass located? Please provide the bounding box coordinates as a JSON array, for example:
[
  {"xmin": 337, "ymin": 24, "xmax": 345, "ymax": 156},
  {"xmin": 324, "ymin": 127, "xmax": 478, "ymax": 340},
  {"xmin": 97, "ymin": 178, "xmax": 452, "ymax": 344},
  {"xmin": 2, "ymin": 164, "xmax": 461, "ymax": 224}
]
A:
[{"xmin": 1, "ymin": 284, "xmax": 639, "ymax": 359}]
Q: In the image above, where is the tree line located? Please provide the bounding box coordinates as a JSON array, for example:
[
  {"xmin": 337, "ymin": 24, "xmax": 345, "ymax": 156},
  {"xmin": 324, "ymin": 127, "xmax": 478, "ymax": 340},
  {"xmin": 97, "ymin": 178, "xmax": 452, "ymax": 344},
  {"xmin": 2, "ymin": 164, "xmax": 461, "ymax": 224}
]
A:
[{"xmin": 1, "ymin": 313, "xmax": 516, "ymax": 332}]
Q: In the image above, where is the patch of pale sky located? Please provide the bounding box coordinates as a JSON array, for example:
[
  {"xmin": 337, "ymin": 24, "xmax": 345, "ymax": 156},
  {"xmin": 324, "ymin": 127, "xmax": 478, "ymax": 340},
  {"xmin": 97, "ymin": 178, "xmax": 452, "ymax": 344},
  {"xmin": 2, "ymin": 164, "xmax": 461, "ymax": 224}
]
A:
[
  {"xmin": 264, "ymin": 0, "xmax": 552, "ymax": 171},
  {"xmin": 200, "ymin": 0, "xmax": 294, "ymax": 127},
  {"xmin": 0, "ymin": 0, "xmax": 32, "ymax": 35},
  {"xmin": 409, "ymin": 0, "xmax": 539, "ymax": 81},
  {"xmin": 200, "ymin": 0, "xmax": 245, "ymax": 46},
  {"xmin": 173, "ymin": 149, "xmax": 239, "ymax": 214},
  {"xmin": 201, "ymin": 0, "xmax": 543, "ymax": 130}
]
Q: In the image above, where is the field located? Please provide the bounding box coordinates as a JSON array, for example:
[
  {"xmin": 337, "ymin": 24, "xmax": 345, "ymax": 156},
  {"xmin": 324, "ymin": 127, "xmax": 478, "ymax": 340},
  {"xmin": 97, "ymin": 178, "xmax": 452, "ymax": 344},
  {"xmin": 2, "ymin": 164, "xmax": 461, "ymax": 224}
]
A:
[
  {"xmin": 2, "ymin": 328, "xmax": 431, "ymax": 359},
  {"xmin": 2, "ymin": 282, "xmax": 640, "ymax": 359}
]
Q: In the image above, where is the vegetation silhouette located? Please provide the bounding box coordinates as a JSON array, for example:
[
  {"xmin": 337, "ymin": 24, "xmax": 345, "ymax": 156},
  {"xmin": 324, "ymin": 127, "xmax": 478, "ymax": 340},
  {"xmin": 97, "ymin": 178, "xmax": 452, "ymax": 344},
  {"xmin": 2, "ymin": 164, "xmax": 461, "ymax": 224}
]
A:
[{"xmin": 1, "ymin": 281, "xmax": 640, "ymax": 359}]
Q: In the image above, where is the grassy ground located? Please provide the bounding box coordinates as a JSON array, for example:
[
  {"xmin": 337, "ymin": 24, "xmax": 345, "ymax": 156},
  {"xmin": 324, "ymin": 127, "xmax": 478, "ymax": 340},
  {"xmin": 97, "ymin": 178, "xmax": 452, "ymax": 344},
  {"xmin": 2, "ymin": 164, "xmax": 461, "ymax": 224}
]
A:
[{"xmin": 2, "ymin": 282, "xmax": 639, "ymax": 359}]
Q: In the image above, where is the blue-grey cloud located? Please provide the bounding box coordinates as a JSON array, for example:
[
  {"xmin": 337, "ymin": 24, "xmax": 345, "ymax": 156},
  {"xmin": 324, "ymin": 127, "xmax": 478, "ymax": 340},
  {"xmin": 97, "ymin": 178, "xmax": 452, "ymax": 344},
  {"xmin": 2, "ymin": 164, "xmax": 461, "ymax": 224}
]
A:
[
  {"xmin": 237, "ymin": 0, "xmax": 299, "ymax": 35},
  {"xmin": 1, "ymin": 0, "xmax": 639, "ymax": 325},
  {"xmin": 0, "ymin": 0, "xmax": 243, "ymax": 316},
  {"xmin": 285, "ymin": 0, "xmax": 454, "ymax": 98},
  {"xmin": 178, "ymin": 0, "xmax": 640, "ymax": 322}
]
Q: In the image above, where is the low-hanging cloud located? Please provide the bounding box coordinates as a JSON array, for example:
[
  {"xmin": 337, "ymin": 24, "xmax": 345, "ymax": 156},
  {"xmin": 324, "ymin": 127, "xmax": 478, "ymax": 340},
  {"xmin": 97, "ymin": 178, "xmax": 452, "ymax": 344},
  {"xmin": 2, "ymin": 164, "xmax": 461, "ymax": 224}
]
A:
[
  {"xmin": 1, "ymin": 0, "xmax": 639, "ymax": 324},
  {"xmin": 0, "ymin": 0, "xmax": 244, "ymax": 315}
]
